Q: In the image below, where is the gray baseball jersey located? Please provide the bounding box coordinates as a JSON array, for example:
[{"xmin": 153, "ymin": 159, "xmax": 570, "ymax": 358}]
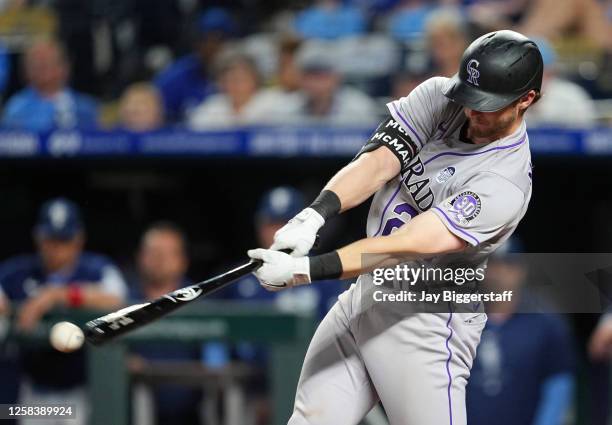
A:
[
  {"xmin": 288, "ymin": 77, "xmax": 532, "ymax": 425},
  {"xmin": 370, "ymin": 76, "xmax": 531, "ymax": 265}
]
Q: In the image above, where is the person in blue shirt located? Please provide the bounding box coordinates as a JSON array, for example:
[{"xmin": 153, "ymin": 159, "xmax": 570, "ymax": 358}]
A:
[
  {"xmin": 1, "ymin": 38, "xmax": 98, "ymax": 132},
  {"xmin": 127, "ymin": 221, "xmax": 202, "ymax": 425},
  {"xmin": 154, "ymin": 8, "xmax": 235, "ymax": 123},
  {"xmin": 466, "ymin": 240, "xmax": 576, "ymax": 425},
  {"xmin": 294, "ymin": 0, "xmax": 367, "ymax": 40},
  {"xmin": 0, "ymin": 198, "xmax": 126, "ymax": 425},
  {"xmin": 386, "ymin": 0, "xmax": 436, "ymax": 41},
  {"xmin": 221, "ymin": 186, "xmax": 348, "ymax": 320}
]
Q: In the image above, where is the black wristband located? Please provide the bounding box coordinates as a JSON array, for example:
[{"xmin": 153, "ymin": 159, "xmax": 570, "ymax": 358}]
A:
[
  {"xmin": 309, "ymin": 251, "xmax": 343, "ymax": 281},
  {"xmin": 309, "ymin": 190, "xmax": 341, "ymax": 221}
]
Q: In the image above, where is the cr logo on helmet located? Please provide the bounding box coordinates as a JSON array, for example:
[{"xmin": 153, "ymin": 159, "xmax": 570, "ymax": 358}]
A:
[{"xmin": 466, "ymin": 59, "xmax": 480, "ymax": 86}]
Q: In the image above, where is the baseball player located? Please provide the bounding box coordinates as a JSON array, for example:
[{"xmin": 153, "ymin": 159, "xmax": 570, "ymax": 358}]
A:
[{"xmin": 248, "ymin": 30, "xmax": 543, "ymax": 425}]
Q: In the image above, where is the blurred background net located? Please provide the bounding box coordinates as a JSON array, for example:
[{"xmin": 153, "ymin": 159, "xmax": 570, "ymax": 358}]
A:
[{"xmin": 0, "ymin": 0, "xmax": 612, "ymax": 425}]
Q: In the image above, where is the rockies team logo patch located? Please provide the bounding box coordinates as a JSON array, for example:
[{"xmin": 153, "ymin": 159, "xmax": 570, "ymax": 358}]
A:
[{"xmin": 445, "ymin": 191, "xmax": 481, "ymax": 225}]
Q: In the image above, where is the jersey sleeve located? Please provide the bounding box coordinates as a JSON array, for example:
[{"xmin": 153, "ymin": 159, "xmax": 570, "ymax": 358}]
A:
[
  {"xmin": 353, "ymin": 114, "xmax": 420, "ymax": 172},
  {"xmin": 431, "ymin": 172, "xmax": 526, "ymax": 246},
  {"xmin": 386, "ymin": 77, "xmax": 447, "ymax": 150}
]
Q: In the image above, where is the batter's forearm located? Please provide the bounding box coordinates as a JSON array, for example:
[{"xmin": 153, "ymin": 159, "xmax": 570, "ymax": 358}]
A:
[
  {"xmin": 322, "ymin": 148, "xmax": 401, "ymax": 213},
  {"xmin": 337, "ymin": 237, "xmax": 406, "ymax": 278},
  {"xmin": 324, "ymin": 162, "xmax": 383, "ymax": 212},
  {"xmin": 308, "ymin": 235, "xmax": 424, "ymax": 281},
  {"xmin": 336, "ymin": 231, "xmax": 435, "ymax": 278},
  {"xmin": 310, "ymin": 211, "xmax": 466, "ymax": 280}
]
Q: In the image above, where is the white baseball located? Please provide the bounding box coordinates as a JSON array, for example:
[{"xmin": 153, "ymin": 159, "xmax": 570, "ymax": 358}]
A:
[{"xmin": 49, "ymin": 321, "xmax": 85, "ymax": 353}]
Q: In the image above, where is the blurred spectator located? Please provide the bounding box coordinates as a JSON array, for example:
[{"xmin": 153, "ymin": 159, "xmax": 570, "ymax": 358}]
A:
[
  {"xmin": 391, "ymin": 70, "xmax": 429, "ymax": 99},
  {"xmin": 188, "ymin": 51, "xmax": 297, "ymax": 129},
  {"xmin": 518, "ymin": 0, "xmax": 612, "ymax": 51},
  {"xmin": 128, "ymin": 222, "xmax": 202, "ymax": 425},
  {"xmin": 466, "ymin": 241, "xmax": 575, "ymax": 425},
  {"xmin": 222, "ymin": 186, "xmax": 348, "ymax": 321},
  {"xmin": 131, "ymin": 221, "xmax": 189, "ymax": 300},
  {"xmin": 293, "ymin": 43, "xmax": 381, "ymax": 125},
  {"xmin": 386, "ymin": 0, "xmax": 435, "ymax": 41},
  {"xmin": 586, "ymin": 313, "xmax": 612, "ymax": 425},
  {"xmin": 346, "ymin": 0, "xmax": 400, "ymax": 16},
  {"xmin": 461, "ymin": 0, "xmax": 529, "ymax": 31},
  {"xmin": 0, "ymin": 42, "xmax": 9, "ymax": 99},
  {"xmin": 1, "ymin": 38, "xmax": 98, "ymax": 132},
  {"xmin": 456, "ymin": 0, "xmax": 612, "ymax": 50},
  {"xmin": 526, "ymin": 39, "xmax": 597, "ymax": 127},
  {"xmin": 0, "ymin": 282, "xmax": 19, "ymax": 425},
  {"xmin": 154, "ymin": 8, "xmax": 235, "ymax": 123},
  {"xmin": 425, "ymin": 7, "xmax": 468, "ymax": 77},
  {"xmin": 276, "ymin": 36, "xmax": 303, "ymax": 93},
  {"xmin": 118, "ymin": 82, "xmax": 165, "ymax": 132},
  {"xmin": 0, "ymin": 198, "xmax": 126, "ymax": 425},
  {"xmin": 0, "ymin": 0, "xmax": 57, "ymax": 52},
  {"xmin": 590, "ymin": 314, "xmax": 612, "ymax": 360},
  {"xmin": 294, "ymin": 0, "xmax": 366, "ymax": 40}
]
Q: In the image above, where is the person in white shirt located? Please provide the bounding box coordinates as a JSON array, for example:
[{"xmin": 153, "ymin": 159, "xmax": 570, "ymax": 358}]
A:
[
  {"xmin": 188, "ymin": 51, "xmax": 298, "ymax": 129},
  {"xmin": 292, "ymin": 43, "xmax": 382, "ymax": 126}
]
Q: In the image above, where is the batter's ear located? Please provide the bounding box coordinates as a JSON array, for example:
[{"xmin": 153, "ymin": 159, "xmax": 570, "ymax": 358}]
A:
[{"xmin": 518, "ymin": 90, "xmax": 538, "ymax": 114}]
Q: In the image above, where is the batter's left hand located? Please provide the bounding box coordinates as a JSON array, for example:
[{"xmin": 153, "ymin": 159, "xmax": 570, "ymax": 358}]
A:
[{"xmin": 247, "ymin": 249, "xmax": 311, "ymax": 291}]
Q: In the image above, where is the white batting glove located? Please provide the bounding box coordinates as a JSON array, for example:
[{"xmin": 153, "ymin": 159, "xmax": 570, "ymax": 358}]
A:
[
  {"xmin": 270, "ymin": 208, "xmax": 324, "ymax": 257},
  {"xmin": 247, "ymin": 249, "xmax": 311, "ymax": 291}
]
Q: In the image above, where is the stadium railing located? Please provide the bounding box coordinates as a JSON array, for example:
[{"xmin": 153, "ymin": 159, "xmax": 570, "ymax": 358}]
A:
[
  {"xmin": 0, "ymin": 127, "xmax": 611, "ymax": 158},
  {"xmin": 10, "ymin": 303, "xmax": 317, "ymax": 425}
]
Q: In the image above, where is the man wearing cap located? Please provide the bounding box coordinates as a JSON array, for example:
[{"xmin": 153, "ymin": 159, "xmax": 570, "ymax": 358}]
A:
[
  {"xmin": 127, "ymin": 222, "xmax": 202, "ymax": 425},
  {"xmin": 0, "ymin": 198, "xmax": 126, "ymax": 425},
  {"xmin": 224, "ymin": 187, "xmax": 347, "ymax": 318},
  {"xmin": 294, "ymin": 43, "xmax": 380, "ymax": 126},
  {"xmin": 2, "ymin": 38, "xmax": 98, "ymax": 132},
  {"xmin": 154, "ymin": 8, "xmax": 235, "ymax": 123}
]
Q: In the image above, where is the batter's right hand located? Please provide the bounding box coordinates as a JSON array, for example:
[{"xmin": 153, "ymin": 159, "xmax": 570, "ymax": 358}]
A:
[{"xmin": 270, "ymin": 208, "xmax": 324, "ymax": 257}]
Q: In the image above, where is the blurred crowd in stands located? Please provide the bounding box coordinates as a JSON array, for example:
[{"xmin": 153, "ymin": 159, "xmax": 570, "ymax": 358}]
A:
[{"xmin": 0, "ymin": 0, "xmax": 610, "ymax": 133}]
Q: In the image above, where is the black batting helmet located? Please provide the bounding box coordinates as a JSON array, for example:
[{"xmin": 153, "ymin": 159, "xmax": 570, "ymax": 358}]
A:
[{"xmin": 442, "ymin": 30, "xmax": 543, "ymax": 112}]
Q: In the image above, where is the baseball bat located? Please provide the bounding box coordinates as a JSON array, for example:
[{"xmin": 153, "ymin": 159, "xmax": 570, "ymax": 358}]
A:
[{"xmin": 84, "ymin": 256, "xmax": 268, "ymax": 345}]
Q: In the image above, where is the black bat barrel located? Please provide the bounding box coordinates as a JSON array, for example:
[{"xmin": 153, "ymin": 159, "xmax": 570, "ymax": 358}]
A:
[
  {"xmin": 84, "ymin": 258, "xmax": 264, "ymax": 345},
  {"xmin": 84, "ymin": 296, "xmax": 186, "ymax": 345}
]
